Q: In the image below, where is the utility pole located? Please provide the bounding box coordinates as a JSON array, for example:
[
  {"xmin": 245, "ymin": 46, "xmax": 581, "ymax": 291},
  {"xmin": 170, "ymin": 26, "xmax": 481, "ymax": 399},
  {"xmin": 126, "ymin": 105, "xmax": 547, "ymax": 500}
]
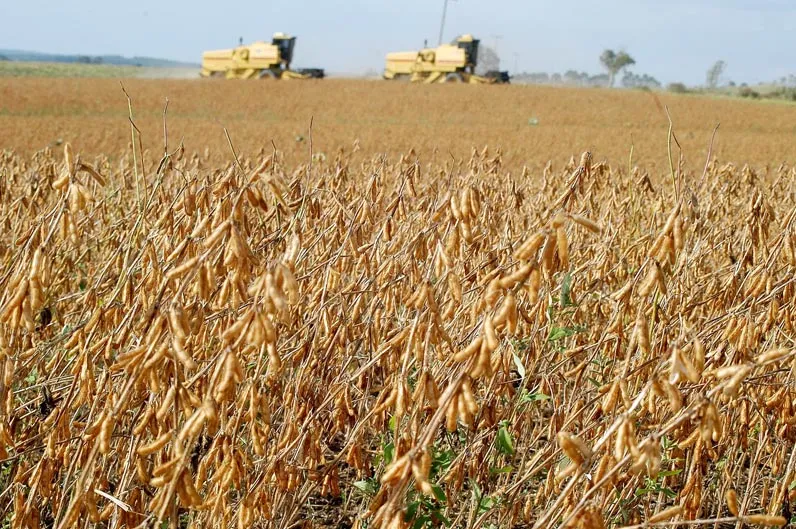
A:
[
  {"xmin": 438, "ymin": 0, "xmax": 449, "ymax": 45},
  {"xmin": 439, "ymin": 0, "xmax": 457, "ymax": 45}
]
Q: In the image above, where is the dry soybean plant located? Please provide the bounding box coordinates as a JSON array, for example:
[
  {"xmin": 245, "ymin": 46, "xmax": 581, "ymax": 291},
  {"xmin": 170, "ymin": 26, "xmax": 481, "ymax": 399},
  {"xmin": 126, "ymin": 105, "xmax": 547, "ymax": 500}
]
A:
[{"xmin": 0, "ymin": 131, "xmax": 795, "ymax": 529}]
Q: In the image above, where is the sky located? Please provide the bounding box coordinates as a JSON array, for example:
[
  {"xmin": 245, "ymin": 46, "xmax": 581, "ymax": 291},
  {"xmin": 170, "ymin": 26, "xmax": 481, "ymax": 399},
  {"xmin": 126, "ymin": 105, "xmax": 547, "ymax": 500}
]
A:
[{"xmin": 2, "ymin": 0, "xmax": 795, "ymax": 85}]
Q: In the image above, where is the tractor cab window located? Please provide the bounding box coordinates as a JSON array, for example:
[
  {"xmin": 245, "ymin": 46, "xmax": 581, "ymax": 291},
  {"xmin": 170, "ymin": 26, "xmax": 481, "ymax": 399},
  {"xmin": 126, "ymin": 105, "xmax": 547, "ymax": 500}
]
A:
[
  {"xmin": 457, "ymin": 39, "xmax": 480, "ymax": 67},
  {"xmin": 273, "ymin": 38, "xmax": 296, "ymax": 64}
]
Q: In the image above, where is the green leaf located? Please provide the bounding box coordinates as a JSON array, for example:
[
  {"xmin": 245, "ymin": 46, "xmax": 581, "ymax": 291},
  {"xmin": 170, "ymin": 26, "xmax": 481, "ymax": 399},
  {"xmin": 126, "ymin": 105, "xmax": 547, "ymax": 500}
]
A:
[
  {"xmin": 405, "ymin": 501, "xmax": 420, "ymax": 522},
  {"xmin": 389, "ymin": 415, "xmax": 397, "ymax": 432},
  {"xmin": 789, "ymin": 480, "xmax": 796, "ymax": 491},
  {"xmin": 470, "ymin": 479, "xmax": 482, "ymax": 500},
  {"xmin": 547, "ymin": 326, "xmax": 577, "ymax": 342},
  {"xmin": 586, "ymin": 377, "xmax": 602, "ymax": 388},
  {"xmin": 433, "ymin": 511, "xmax": 452, "ymax": 527},
  {"xmin": 383, "ymin": 442, "xmax": 395, "ymax": 466},
  {"xmin": 489, "ymin": 465, "xmax": 514, "ymax": 474},
  {"xmin": 547, "ymin": 326, "xmax": 569, "ymax": 342},
  {"xmin": 431, "ymin": 449, "xmax": 454, "ymax": 477},
  {"xmin": 353, "ymin": 479, "xmax": 377, "ymax": 496},
  {"xmin": 497, "ymin": 425, "xmax": 515, "ymax": 456},
  {"xmin": 411, "ymin": 514, "xmax": 429, "ymax": 529},
  {"xmin": 560, "ymin": 272, "xmax": 573, "ymax": 308},
  {"xmin": 519, "ymin": 390, "xmax": 551, "ymax": 404},
  {"xmin": 430, "ymin": 483, "xmax": 446, "ymax": 503},
  {"xmin": 661, "ymin": 435, "xmax": 678, "ymax": 451},
  {"xmin": 24, "ymin": 367, "xmax": 38, "ymax": 385},
  {"xmin": 478, "ymin": 495, "xmax": 496, "ymax": 514},
  {"xmin": 658, "ymin": 469, "xmax": 682, "ymax": 477},
  {"xmin": 549, "ymin": 323, "xmax": 587, "ymax": 343},
  {"xmin": 512, "ymin": 351, "xmax": 526, "ymax": 380}
]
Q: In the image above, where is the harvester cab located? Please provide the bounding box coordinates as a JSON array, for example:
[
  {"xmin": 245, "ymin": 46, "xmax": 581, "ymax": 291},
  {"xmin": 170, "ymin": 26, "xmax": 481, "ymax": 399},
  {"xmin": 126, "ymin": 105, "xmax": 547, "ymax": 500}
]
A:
[
  {"xmin": 271, "ymin": 33, "xmax": 296, "ymax": 70},
  {"xmin": 455, "ymin": 34, "xmax": 479, "ymax": 74}
]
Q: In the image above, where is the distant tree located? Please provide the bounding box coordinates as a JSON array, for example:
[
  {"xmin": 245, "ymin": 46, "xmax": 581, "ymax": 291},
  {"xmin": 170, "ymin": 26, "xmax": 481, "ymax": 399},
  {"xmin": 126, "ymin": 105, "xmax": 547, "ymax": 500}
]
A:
[
  {"xmin": 562, "ymin": 70, "xmax": 580, "ymax": 85},
  {"xmin": 526, "ymin": 72, "xmax": 550, "ymax": 84},
  {"xmin": 739, "ymin": 86, "xmax": 760, "ymax": 99},
  {"xmin": 706, "ymin": 60, "xmax": 726, "ymax": 89},
  {"xmin": 589, "ymin": 73, "xmax": 611, "ymax": 87},
  {"xmin": 667, "ymin": 82, "xmax": 689, "ymax": 94},
  {"xmin": 0, "ymin": 55, "xmax": 9, "ymax": 61},
  {"xmin": 641, "ymin": 74, "xmax": 661, "ymax": 88},
  {"xmin": 600, "ymin": 49, "xmax": 635, "ymax": 87},
  {"xmin": 534, "ymin": 72, "xmax": 550, "ymax": 83},
  {"xmin": 621, "ymin": 70, "xmax": 637, "ymax": 88},
  {"xmin": 622, "ymin": 71, "xmax": 661, "ymax": 89},
  {"xmin": 551, "ymin": 72, "xmax": 562, "ymax": 84}
]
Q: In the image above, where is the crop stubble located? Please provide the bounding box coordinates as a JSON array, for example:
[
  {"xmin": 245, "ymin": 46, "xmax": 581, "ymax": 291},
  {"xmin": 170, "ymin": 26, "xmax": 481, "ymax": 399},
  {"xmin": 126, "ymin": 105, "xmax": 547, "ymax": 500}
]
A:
[{"xmin": 0, "ymin": 79, "xmax": 795, "ymax": 528}]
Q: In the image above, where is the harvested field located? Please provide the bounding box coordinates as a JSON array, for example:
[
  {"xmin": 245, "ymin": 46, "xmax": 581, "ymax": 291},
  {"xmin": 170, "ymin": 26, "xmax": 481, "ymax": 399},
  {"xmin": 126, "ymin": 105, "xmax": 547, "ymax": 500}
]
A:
[
  {"xmin": 0, "ymin": 62, "xmax": 143, "ymax": 79},
  {"xmin": 1, "ymin": 78, "xmax": 796, "ymax": 170},
  {"xmin": 1, "ymin": 78, "xmax": 796, "ymax": 529}
]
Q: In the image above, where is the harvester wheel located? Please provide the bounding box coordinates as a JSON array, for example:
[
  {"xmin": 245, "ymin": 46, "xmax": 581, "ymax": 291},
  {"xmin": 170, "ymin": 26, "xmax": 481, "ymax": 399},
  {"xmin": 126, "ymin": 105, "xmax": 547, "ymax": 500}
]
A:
[
  {"xmin": 444, "ymin": 73, "xmax": 464, "ymax": 83},
  {"xmin": 210, "ymin": 71, "xmax": 225, "ymax": 79}
]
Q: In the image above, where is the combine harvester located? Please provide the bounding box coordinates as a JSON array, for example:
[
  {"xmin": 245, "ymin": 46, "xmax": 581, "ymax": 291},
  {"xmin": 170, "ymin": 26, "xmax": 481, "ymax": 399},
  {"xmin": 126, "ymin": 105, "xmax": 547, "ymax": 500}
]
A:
[
  {"xmin": 200, "ymin": 33, "xmax": 324, "ymax": 80},
  {"xmin": 383, "ymin": 34, "xmax": 509, "ymax": 84}
]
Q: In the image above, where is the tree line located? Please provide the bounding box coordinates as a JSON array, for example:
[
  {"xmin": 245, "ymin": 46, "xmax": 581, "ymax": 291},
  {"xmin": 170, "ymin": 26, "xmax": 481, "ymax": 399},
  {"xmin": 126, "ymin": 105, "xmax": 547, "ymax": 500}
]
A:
[{"xmin": 512, "ymin": 49, "xmax": 659, "ymax": 89}]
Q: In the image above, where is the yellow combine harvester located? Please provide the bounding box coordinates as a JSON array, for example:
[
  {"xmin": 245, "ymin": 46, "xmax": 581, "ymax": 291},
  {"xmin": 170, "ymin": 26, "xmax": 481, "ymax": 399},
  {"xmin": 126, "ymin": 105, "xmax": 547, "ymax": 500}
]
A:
[
  {"xmin": 384, "ymin": 34, "xmax": 509, "ymax": 84},
  {"xmin": 200, "ymin": 33, "xmax": 324, "ymax": 80}
]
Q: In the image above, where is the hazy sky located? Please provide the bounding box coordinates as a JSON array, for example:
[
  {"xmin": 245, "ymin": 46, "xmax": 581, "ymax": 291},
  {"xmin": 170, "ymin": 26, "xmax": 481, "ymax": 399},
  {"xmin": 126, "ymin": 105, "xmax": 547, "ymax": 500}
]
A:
[{"xmin": 2, "ymin": 0, "xmax": 795, "ymax": 85}]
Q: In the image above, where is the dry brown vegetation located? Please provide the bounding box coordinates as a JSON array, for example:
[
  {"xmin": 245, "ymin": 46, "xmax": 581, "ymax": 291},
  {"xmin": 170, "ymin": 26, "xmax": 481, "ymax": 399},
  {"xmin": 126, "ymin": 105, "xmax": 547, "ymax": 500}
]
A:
[
  {"xmin": 2, "ymin": 78, "xmax": 796, "ymax": 170},
  {"xmin": 1, "ymin": 79, "xmax": 796, "ymax": 529}
]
